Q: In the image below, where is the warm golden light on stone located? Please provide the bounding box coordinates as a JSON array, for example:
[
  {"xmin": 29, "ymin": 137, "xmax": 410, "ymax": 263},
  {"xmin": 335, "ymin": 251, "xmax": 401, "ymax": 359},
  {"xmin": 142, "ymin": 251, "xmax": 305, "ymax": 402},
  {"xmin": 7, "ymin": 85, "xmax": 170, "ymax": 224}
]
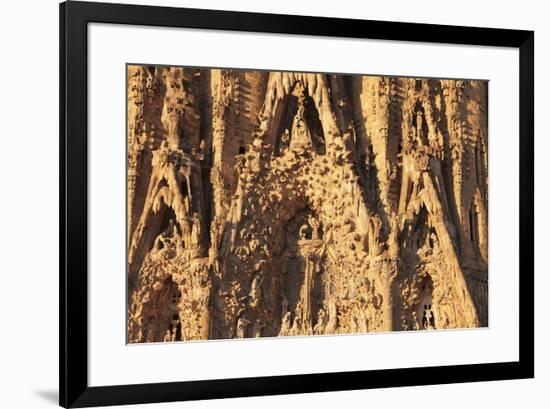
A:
[{"xmin": 127, "ymin": 65, "xmax": 488, "ymax": 343}]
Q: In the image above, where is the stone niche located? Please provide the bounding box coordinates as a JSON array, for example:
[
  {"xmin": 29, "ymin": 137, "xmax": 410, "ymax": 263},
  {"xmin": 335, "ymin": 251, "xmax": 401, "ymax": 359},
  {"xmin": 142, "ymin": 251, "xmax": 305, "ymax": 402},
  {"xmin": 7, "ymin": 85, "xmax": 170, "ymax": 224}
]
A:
[{"xmin": 126, "ymin": 65, "xmax": 488, "ymax": 342}]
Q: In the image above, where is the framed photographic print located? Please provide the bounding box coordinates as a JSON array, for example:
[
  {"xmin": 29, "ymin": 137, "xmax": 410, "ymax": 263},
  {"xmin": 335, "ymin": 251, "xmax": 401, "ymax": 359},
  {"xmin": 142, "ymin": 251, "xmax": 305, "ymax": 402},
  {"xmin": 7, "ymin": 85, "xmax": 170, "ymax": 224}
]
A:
[{"xmin": 60, "ymin": 1, "xmax": 534, "ymax": 407}]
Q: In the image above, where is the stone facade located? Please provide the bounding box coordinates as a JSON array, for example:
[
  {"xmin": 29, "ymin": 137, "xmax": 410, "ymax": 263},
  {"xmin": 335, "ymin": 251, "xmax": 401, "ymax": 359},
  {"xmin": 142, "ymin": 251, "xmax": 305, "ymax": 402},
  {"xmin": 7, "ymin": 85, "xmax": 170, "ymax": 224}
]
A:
[{"xmin": 127, "ymin": 65, "xmax": 488, "ymax": 342}]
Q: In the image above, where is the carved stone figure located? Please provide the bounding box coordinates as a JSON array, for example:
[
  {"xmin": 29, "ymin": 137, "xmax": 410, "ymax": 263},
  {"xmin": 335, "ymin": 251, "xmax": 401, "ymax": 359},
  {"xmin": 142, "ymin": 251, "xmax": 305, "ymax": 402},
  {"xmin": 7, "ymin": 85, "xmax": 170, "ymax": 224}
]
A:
[
  {"xmin": 313, "ymin": 308, "xmax": 328, "ymax": 334},
  {"xmin": 289, "ymin": 87, "xmax": 313, "ymax": 153},
  {"xmin": 190, "ymin": 212, "xmax": 202, "ymax": 248},
  {"xmin": 280, "ymin": 311, "xmax": 292, "ymax": 336},
  {"xmin": 127, "ymin": 66, "xmax": 488, "ymax": 342},
  {"xmin": 236, "ymin": 316, "xmax": 250, "ymax": 338},
  {"xmin": 280, "ymin": 129, "xmax": 291, "ymax": 154},
  {"xmin": 248, "ymin": 274, "xmax": 263, "ymax": 309},
  {"xmin": 299, "ymin": 223, "xmax": 310, "ymax": 240},
  {"xmin": 252, "ymin": 319, "xmax": 264, "ymax": 338},
  {"xmin": 308, "ymin": 215, "xmax": 321, "ymax": 240}
]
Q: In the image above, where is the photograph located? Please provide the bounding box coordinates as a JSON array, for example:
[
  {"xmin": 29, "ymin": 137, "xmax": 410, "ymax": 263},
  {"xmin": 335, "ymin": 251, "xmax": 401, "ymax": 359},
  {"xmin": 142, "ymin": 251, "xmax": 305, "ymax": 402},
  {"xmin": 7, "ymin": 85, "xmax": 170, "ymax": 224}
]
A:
[
  {"xmin": 0, "ymin": 0, "xmax": 540, "ymax": 407},
  {"xmin": 126, "ymin": 65, "xmax": 489, "ymax": 343}
]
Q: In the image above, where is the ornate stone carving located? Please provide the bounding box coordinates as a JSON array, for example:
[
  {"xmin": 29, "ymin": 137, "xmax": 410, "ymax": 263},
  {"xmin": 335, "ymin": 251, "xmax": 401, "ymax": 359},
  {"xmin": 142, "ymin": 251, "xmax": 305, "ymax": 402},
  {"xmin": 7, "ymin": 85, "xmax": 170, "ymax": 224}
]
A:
[{"xmin": 127, "ymin": 66, "xmax": 488, "ymax": 342}]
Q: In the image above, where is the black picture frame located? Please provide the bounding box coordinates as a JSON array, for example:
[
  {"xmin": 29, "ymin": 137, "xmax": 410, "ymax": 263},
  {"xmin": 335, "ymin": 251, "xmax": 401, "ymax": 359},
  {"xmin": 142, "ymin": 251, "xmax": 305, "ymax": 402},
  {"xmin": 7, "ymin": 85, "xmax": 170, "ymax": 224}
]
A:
[{"xmin": 59, "ymin": 1, "xmax": 534, "ymax": 407}]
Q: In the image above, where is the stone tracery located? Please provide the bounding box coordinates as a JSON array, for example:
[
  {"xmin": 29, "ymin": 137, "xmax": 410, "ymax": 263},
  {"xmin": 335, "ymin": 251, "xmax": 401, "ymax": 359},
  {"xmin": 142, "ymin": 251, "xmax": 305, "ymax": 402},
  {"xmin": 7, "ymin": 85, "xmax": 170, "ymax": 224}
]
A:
[{"xmin": 127, "ymin": 65, "xmax": 488, "ymax": 342}]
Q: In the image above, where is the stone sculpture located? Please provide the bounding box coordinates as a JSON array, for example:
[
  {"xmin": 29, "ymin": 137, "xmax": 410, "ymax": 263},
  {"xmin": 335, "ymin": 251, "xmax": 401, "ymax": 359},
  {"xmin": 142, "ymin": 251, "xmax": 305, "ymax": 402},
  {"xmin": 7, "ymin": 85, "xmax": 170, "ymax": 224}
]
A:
[{"xmin": 127, "ymin": 66, "xmax": 488, "ymax": 342}]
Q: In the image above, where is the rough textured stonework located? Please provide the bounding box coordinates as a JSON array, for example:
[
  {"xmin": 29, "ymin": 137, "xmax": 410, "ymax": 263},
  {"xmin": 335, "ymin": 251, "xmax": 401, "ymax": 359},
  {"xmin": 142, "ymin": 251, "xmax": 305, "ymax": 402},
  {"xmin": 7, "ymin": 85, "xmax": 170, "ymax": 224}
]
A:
[{"xmin": 127, "ymin": 65, "xmax": 488, "ymax": 342}]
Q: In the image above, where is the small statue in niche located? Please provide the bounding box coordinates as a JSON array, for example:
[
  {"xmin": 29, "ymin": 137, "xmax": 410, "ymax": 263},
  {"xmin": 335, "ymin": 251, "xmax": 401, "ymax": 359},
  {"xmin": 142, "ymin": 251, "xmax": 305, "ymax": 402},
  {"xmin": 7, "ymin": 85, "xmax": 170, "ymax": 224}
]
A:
[
  {"xmin": 252, "ymin": 319, "xmax": 264, "ymax": 338},
  {"xmin": 313, "ymin": 308, "xmax": 328, "ymax": 334},
  {"xmin": 299, "ymin": 222, "xmax": 310, "ymax": 240},
  {"xmin": 422, "ymin": 305, "xmax": 428, "ymax": 328},
  {"xmin": 236, "ymin": 315, "xmax": 250, "ymax": 338},
  {"xmin": 308, "ymin": 215, "xmax": 322, "ymax": 240},
  {"xmin": 152, "ymin": 218, "xmax": 178, "ymax": 253},
  {"xmin": 421, "ymin": 304, "xmax": 436, "ymax": 330},
  {"xmin": 291, "ymin": 301, "xmax": 304, "ymax": 334},
  {"xmin": 190, "ymin": 212, "xmax": 202, "ymax": 248},
  {"xmin": 289, "ymin": 87, "xmax": 313, "ymax": 153},
  {"xmin": 182, "ymin": 194, "xmax": 191, "ymax": 219},
  {"xmin": 415, "ymin": 109, "xmax": 426, "ymax": 146},
  {"xmin": 279, "ymin": 128, "xmax": 291, "ymax": 155},
  {"xmin": 164, "ymin": 218, "xmax": 176, "ymax": 237},
  {"xmin": 280, "ymin": 311, "xmax": 292, "ymax": 336},
  {"xmin": 248, "ymin": 274, "xmax": 263, "ymax": 309},
  {"xmin": 411, "ymin": 311, "xmax": 419, "ymax": 330}
]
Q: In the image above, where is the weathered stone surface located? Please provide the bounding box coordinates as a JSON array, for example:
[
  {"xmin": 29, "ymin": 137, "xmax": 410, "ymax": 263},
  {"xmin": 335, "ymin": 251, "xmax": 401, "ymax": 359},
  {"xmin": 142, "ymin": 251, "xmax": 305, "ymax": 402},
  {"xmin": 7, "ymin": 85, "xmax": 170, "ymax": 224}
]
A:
[{"xmin": 127, "ymin": 66, "xmax": 488, "ymax": 342}]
